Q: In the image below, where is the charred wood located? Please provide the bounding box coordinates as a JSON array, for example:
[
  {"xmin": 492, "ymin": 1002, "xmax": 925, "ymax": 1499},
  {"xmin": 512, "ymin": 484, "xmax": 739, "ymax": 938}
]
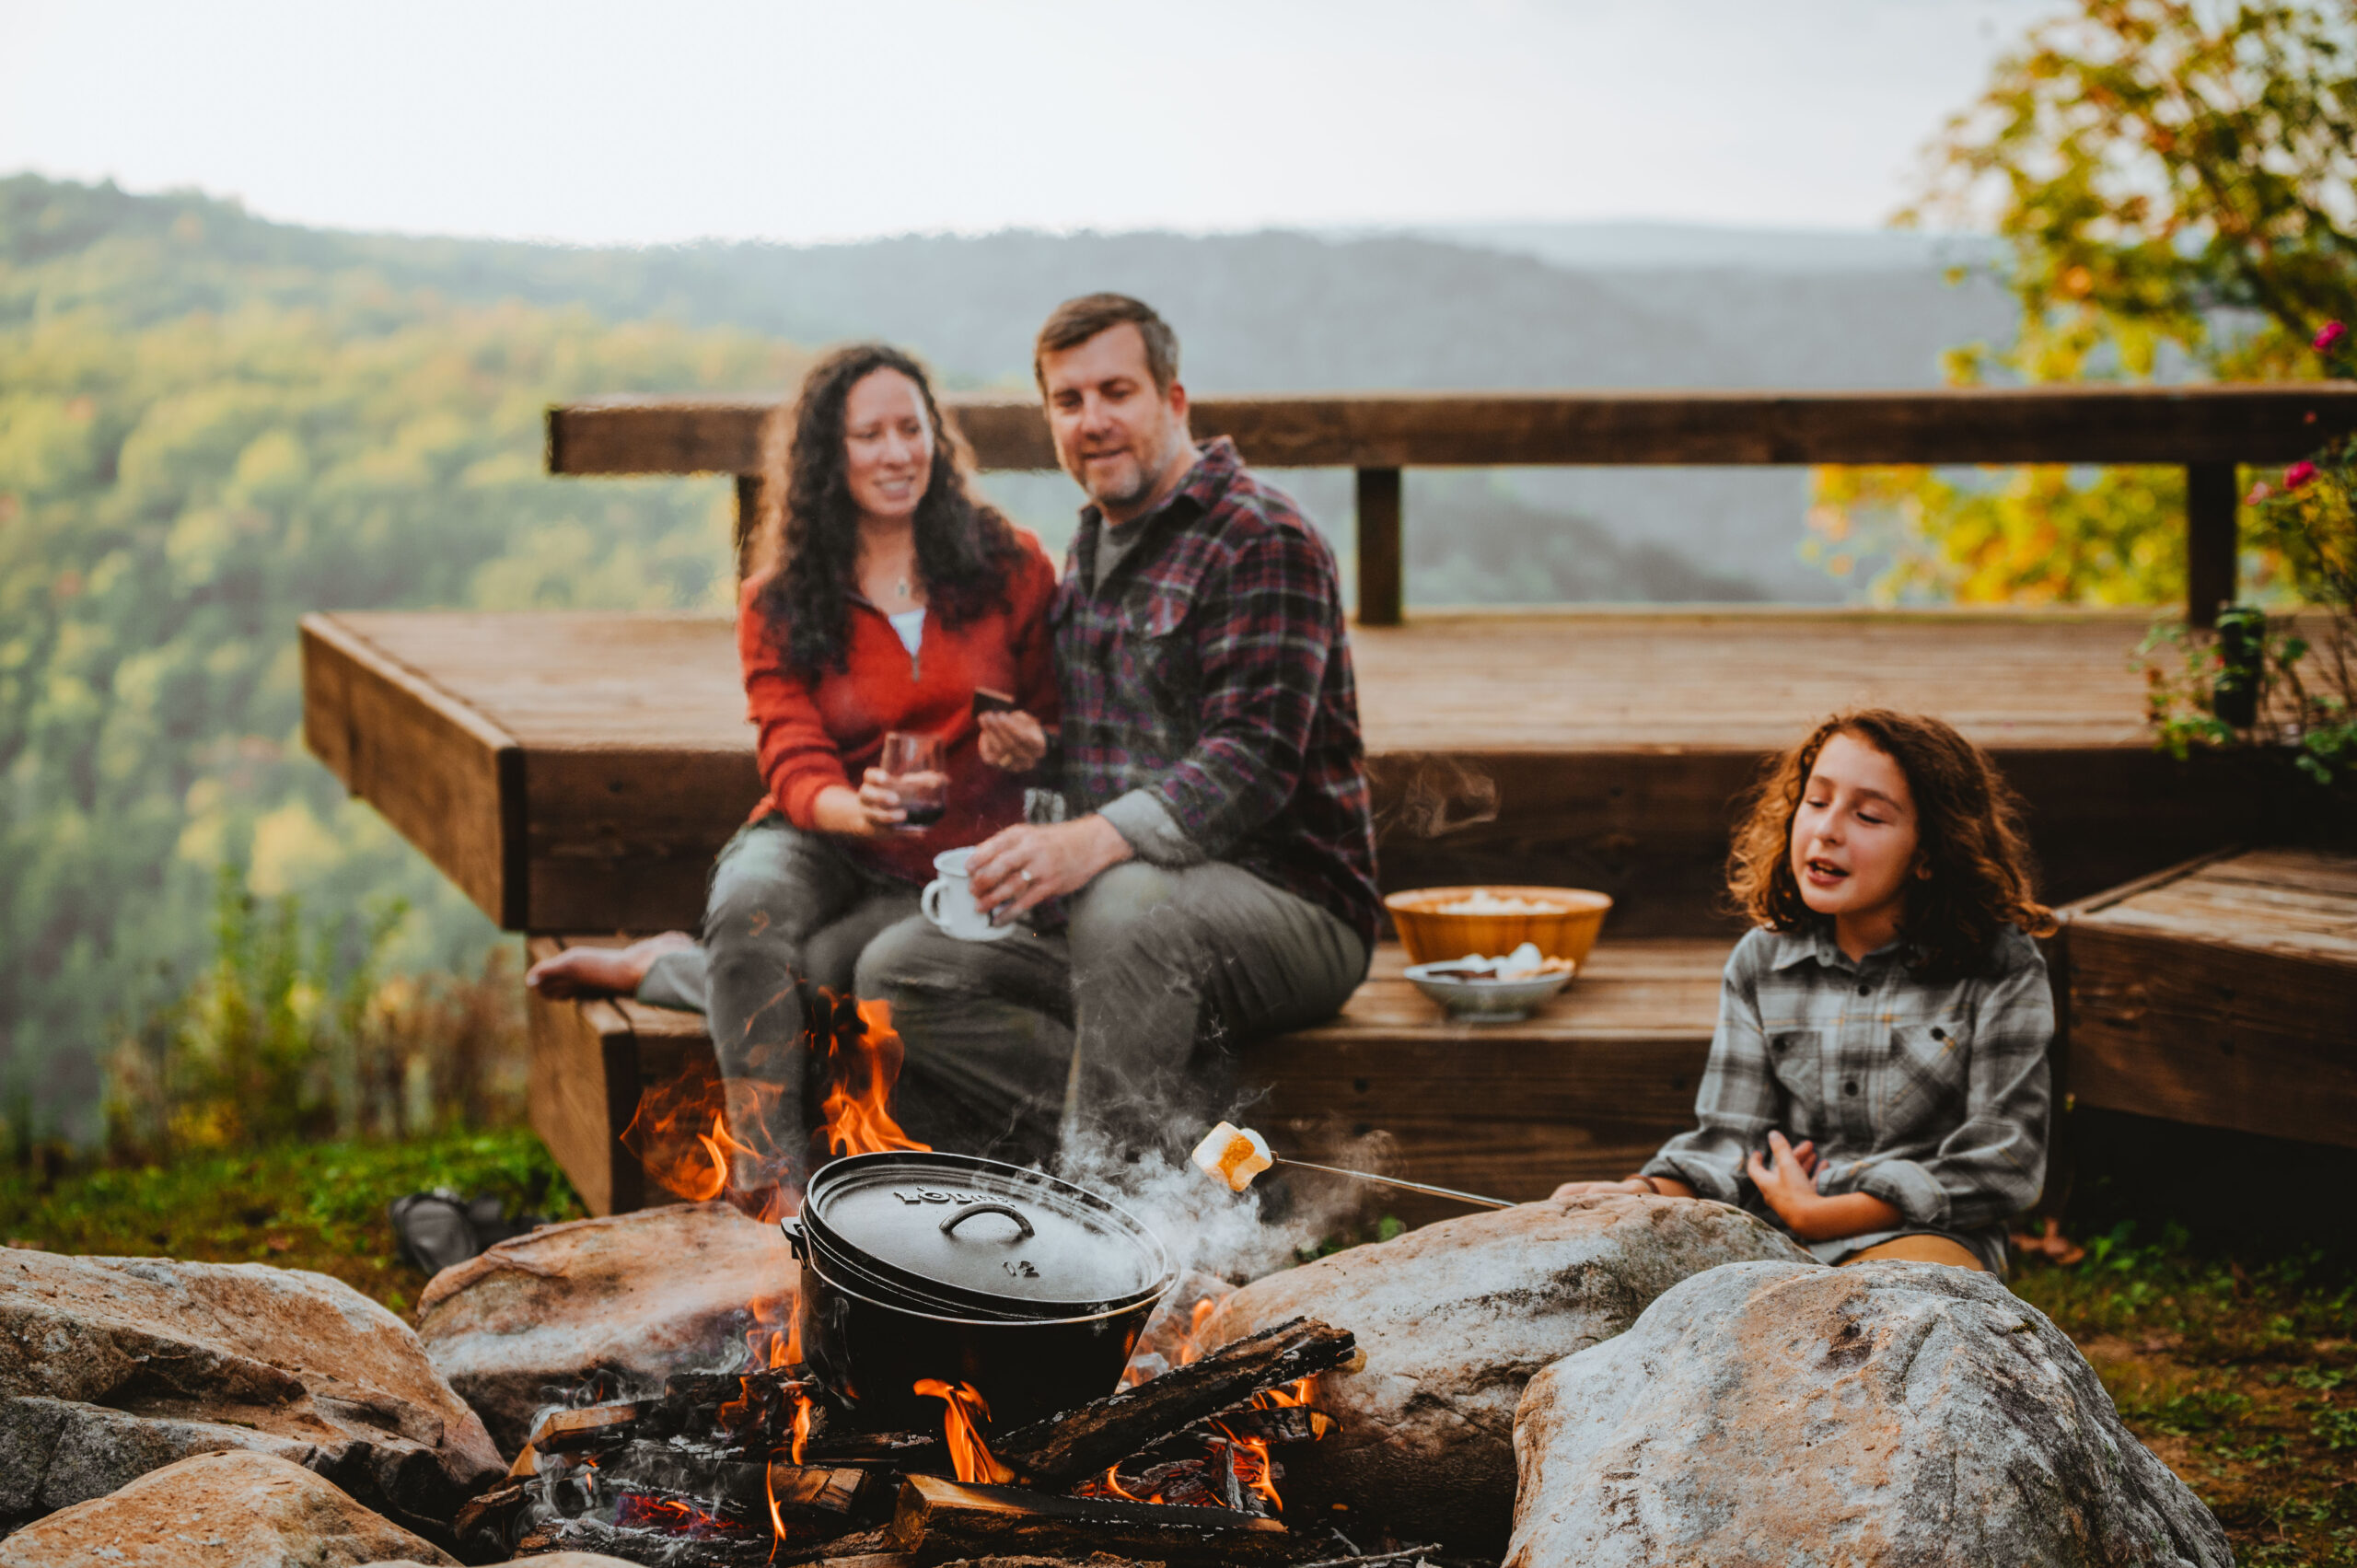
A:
[
  {"xmin": 993, "ymin": 1317, "xmax": 1354, "ymax": 1488},
  {"xmin": 886, "ymin": 1475, "xmax": 1296, "ymax": 1566},
  {"xmin": 451, "ymin": 1481, "xmax": 531, "ymax": 1564},
  {"xmin": 515, "ymin": 1517, "xmax": 776, "ymax": 1567}
]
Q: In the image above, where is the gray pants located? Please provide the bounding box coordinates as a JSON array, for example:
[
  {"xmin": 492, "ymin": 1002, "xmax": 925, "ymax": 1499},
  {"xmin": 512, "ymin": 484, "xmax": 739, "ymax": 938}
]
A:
[
  {"xmin": 656, "ymin": 819, "xmax": 919, "ymax": 1183},
  {"xmin": 853, "ymin": 860, "xmax": 1369, "ymax": 1170}
]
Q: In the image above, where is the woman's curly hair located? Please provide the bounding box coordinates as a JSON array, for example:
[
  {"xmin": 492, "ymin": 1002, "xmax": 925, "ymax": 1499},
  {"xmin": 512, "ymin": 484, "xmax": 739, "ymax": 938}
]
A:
[
  {"xmin": 757, "ymin": 343, "xmax": 1024, "ymax": 677},
  {"xmin": 1726, "ymin": 709, "xmax": 2056, "ymax": 980}
]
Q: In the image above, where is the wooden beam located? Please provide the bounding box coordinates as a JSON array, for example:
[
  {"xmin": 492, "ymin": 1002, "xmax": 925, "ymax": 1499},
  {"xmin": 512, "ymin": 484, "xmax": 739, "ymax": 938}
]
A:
[
  {"xmin": 1355, "ymin": 466, "xmax": 1403, "ymax": 627},
  {"xmin": 300, "ymin": 613, "xmax": 527, "ymax": 926},
  {"xmin": 2185, "ymin": 462, "xmax": 2239, "ymax": 629},
  {"xmin": 548, "ymin": 384, "xmax": 2357, "ymax": 477}
]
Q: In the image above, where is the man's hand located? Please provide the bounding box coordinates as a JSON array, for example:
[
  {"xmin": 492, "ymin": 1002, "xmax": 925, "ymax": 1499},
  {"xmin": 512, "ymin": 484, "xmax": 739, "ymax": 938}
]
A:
[
  {"xmin": 969, "ymin": 816, "xmax": 1133, "ymax": 921},
  {"xmin": 977, "ymin": 710, "xmax": 1048, "ymax": 772}
]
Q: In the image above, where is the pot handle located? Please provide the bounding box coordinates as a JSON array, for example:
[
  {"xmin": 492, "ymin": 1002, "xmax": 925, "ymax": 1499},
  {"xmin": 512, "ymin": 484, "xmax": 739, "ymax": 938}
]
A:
[
  {"xmin": 779, "ymin": 1216, "xmax": 807, "ymax": 1260},
  {"xmin": 937, "ymin": 1201, "xmax": 1036, "ymax": 1240}
]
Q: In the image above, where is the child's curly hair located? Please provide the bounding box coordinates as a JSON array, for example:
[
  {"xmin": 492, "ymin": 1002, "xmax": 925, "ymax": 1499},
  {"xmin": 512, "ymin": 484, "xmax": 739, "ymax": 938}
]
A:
[{"xmin": 1727, "ymin": 709, "xmax": 2056, "ymax": 980}]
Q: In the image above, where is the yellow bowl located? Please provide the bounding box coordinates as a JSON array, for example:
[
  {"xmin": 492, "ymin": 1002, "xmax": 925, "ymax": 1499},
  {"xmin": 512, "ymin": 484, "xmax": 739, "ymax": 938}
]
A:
[{"xmin": 1383, "ymin": 885, "xmax": 1615, "ymax": 968}]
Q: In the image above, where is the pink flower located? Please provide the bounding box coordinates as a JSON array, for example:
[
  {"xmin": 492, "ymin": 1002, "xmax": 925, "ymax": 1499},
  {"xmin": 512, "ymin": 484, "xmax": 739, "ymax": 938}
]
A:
[
  {"xmin": 2285, "ymin": 460, "xmax": 2318, "ymax": 489},
  {"xmin": 2315, "ymin": 319, "xmax": 2348, "ymax": 354},
  {"xmin": 2247, "ymin": 481, "xmax": 2273, "ymax": 504}
]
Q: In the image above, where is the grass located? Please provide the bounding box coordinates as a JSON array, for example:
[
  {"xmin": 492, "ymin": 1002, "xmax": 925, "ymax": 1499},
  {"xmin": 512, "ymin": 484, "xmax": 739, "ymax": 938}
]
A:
[
  {"xmin": 0, "ymin": 1128, "xmax": 583, "ymax": 1318},
  {"xmin": 2011, "ymin": 1225, "xmax": 2357, "ymax": 1567}
]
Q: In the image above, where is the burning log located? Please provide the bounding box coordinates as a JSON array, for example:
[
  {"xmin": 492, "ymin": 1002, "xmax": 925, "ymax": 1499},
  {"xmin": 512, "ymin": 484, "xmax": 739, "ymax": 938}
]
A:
[
  {"xmin": 993, "ymin": 1317, "xmax": 1356, "ymax": 1489},
  {"xmin": 1210, "ymin": 1404, "xmax": 1338, "ymax": 1446},
  {"xmin": 530, "ymin": 1399, "xmax": 646, "ymax": 1452},
  {"xmin": 885, "ymin": 1475, "xmax": 1296, "ymax": 1566}
]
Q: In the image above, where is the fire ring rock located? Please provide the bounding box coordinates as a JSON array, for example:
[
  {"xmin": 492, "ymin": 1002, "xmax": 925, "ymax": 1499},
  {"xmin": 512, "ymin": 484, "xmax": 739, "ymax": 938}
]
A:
[
  {"xmin": 1507, "ymin": 1259, "xmax": 2233, "ymax": 1568},
  {"xmin": 1202, "ymin": 1193, "xmax": 1812, "ymax": 1551},
  {"xmin": 414, "ymin": 1201, "xmax": 795, "ymax": 1456},
  {"xmin": 0, "ymin": 1448, "xmax": 459, "ymax": 1567},
  {"xmin": 0, "ymin": 1251, "xmax": 503, "ymax": 1547}
]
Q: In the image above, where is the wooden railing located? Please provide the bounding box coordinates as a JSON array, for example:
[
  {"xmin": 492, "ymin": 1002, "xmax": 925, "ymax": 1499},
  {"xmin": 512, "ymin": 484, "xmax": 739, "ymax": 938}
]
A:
[{"xmin": 547, "ymin": 384, "xmax": 2357, "ymax": 627}]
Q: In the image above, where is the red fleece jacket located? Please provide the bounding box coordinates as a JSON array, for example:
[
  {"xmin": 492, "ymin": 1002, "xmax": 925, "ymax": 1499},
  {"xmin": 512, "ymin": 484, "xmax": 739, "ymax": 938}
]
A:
[{"xmin": 739, "ymin": 529, "xmax": 1061, "ymax": 886}]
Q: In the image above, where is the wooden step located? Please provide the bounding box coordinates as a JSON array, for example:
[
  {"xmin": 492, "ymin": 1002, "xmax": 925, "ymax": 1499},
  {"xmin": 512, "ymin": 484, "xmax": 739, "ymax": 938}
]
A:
[
  {"xmin": 524, "ymin": 936, "xmax": 1727, "ymax": 1221},
  {"xmin": 2060, "ymin": 847, "xmax": 2357, "ymax": 1149}
]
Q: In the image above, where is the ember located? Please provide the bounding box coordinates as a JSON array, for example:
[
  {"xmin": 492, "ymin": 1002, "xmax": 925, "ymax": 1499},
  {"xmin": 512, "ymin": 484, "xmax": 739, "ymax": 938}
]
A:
[{"xmin": 484, "ymin": 1318, "xmax": 1357, "ymax": 1566}]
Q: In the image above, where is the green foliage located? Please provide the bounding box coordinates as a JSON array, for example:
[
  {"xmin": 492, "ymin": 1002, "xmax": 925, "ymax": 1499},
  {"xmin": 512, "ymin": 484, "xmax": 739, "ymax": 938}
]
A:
[
  {"xmin": 0, "ymin": 176, "xmax": 813, "ymax": 1135},
  {"xmin": 1811, "ymin": 0, "xmax": 2357, "ymax": 602},
  {"xmin": 0, "ymin": 1126, "xmax": 583, "ymax": 1313}
]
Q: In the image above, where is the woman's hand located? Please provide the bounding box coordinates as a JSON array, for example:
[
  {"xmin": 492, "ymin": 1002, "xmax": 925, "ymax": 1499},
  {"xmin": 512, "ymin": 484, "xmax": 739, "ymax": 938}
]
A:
[
  {"xmin": 977, "ymin": 710, "xmax": 1047, "ymax": 772},
  {"xmin": 810, "ymin": 773, "xmax": 909, "ymax": 837}
]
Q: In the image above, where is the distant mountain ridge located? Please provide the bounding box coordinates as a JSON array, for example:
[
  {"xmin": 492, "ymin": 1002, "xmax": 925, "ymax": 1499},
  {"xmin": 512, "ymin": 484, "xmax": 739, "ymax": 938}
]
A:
[{"xmin": 5, "ymin": 170, "xmax": 2021, "ymax": 597}]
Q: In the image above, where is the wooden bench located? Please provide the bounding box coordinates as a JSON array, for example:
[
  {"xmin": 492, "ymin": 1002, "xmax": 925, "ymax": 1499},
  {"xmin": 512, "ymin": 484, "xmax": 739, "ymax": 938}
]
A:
[
  {"xmin": 525, "ymin": 935, "xmax": 1728, "ymax": 1220},
  {"xmin": 2059, "ymin": 846, "xmax": 2357, "ymax": 1150}
]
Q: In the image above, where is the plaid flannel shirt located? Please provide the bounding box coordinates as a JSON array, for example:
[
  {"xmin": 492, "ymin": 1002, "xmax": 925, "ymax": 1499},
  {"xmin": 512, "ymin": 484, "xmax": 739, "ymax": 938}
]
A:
[
  {"xmin": 1052, "ymin": 438, "xmax": 1381, "ymax": 949},
  {"xmin": 1643, "ymin": 922, "xmax": 2054, "ymax": 1273}
]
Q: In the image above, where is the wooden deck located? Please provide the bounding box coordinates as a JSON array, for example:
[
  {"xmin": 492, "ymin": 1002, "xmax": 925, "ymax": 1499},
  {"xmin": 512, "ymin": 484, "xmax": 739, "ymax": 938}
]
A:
[
  {"xmin": 304, "ymin": 606, "xmax": 2266, "ymax": 936},
  {"xmin": 527, "ymin": 935, "xmax": 1725, "ymax": 1219},
  {"xmin": 2062, "ymin": 848, "xmax": 2357, "ymax": 1149}
]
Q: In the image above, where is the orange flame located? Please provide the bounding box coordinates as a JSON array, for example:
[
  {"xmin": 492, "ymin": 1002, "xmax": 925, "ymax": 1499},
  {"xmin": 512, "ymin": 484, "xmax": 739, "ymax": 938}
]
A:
[
  {"xmin": 912, "ymin": 1378, "xmax": 1015, "ymax": 1485},
  {"xmin": 820, "ymin": 1000, "xmax": 928, "ymax": 1157}
]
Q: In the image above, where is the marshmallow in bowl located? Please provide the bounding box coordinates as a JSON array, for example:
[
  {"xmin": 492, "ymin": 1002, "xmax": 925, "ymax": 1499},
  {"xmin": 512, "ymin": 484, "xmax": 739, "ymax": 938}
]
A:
[{"xmin": 1191, "ymin": 1121, "xmax": 1273, "ymax": 1192}]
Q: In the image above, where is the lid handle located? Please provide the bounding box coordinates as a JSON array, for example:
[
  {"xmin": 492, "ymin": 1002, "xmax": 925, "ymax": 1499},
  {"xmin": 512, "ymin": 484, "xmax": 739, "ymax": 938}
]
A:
[{"xmin": 937, "ymin": 1201, "xmax": 1036, "ymax": 1241}]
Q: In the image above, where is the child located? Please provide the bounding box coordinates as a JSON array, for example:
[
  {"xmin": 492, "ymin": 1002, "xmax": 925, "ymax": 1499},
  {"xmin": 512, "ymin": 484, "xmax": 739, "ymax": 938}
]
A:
[{"xmin": 1554, "ymin": 710, "xmax": 2057, "ymax": 1272}]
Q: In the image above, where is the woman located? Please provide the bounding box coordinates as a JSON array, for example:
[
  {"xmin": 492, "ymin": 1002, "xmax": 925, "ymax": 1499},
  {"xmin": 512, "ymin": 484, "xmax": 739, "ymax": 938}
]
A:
[{"xmin": 528, "ymin": 343, "xmax": 1058, "ymax": 1191}]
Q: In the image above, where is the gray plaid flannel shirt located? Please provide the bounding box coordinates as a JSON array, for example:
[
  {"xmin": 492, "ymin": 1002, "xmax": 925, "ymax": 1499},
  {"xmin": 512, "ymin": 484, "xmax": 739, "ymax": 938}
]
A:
[{"xmin": 1643, "ymin": 923, "xmax": 2053, "ymax": 1274}]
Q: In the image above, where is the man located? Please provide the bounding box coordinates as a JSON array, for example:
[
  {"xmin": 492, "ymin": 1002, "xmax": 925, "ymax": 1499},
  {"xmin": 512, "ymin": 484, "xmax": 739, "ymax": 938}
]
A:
[{"xmin": 855, "ymin": 293, "xmax": 1378, "ymax": 1167}]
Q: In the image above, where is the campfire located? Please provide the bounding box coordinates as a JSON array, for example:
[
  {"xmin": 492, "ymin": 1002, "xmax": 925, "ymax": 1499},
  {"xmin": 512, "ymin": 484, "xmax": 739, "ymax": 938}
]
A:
[{"xmin": 456, "ymin": 986, "xmax": 1388, "ymax": 1568}]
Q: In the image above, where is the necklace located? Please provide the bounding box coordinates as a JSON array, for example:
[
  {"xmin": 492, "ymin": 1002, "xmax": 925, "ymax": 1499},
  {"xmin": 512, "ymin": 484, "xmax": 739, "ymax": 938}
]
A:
[{"xmin": 895, "ymin": 577, "xmax": 911, "ymax": 600}]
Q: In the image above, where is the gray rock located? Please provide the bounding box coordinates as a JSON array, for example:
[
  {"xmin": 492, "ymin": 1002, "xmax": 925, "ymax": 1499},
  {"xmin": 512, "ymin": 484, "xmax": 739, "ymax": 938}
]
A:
[
  {"xmin": 0, "ymin": 1449, "xmax": 457, "ymax": 1567},
  {"xmin": 0, "ymin": 1251, "xmax": 502, "ymax": 1546},
  {"xmin": 1203, "ymin": 1194, "xmax": 1811, "ymax": 1551},
  {"xmin": 1507, "ymin": 1260, "xmax": 2232, "ymax": 1568},
  {"xmin": 414, "ymin": 1201, "xmax": 795, "ymax": 1456}
]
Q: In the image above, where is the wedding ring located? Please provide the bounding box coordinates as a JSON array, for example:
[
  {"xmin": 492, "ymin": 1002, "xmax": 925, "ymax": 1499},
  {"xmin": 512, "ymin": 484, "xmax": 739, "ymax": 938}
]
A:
[{"xmin": 1020, "ymin": 868, "xmax": 1035, "ymax": 884}]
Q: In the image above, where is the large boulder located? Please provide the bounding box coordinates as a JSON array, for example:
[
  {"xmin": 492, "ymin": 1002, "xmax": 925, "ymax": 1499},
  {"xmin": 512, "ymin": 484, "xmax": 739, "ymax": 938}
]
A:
[
  {"xmin": 1507, "ymin": 1260, "xmax": 2232, "ymax": 1568},
  {"xmin": 0, "ymin": 1251, "xmax": 502, "ymax": 1545},
  {"xmin": 415, "ymin": 1201, "xmax": 795, "ymax": 1456},
  {"xmin": 1203, "ymin": 1194, "xmax": 1810, "ymax": 1551},
  {"xmin": 0, "ymin": 1449, "xmax": 457, "ymax": 1568}
]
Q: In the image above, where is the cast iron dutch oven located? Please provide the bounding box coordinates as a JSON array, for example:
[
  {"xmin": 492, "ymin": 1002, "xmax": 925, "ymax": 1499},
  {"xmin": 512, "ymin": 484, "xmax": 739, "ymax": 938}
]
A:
[{"xmin": 782, "ymin": 1151, "xmax": 1177, "ymax": 1431}]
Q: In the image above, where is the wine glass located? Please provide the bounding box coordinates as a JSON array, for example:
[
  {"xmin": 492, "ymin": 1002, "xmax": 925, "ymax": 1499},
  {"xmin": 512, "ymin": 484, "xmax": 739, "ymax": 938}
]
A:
[{"xmin": 879, "ymin": 731, "xmax": 946, "ymax": 830}]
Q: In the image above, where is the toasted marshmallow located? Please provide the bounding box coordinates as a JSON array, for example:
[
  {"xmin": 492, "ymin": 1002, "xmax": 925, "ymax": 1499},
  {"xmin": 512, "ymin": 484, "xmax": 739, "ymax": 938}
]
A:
[{"xmin": 1190, "ymin": 1121, "xmax": 1274, "ymax": 1192}]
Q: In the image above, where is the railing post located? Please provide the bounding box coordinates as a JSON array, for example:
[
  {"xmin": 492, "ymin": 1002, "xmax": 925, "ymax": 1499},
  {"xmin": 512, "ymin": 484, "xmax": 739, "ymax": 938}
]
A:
[
  {"xmin": 735, "ymin": 472, "xmax": 764, "ymax": 582},
  {"xmin": 2186, "ymin": 462, "xmax": 2237, "ymax": 629},
  {"xmin": 1356, "ymin": 466, "xmax": 1403, "ymax": 627}
]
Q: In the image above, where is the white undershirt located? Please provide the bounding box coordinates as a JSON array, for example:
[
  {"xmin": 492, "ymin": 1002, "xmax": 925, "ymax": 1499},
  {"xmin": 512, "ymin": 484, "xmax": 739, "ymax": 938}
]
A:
[{"xmin": 887, "ymin": 608, "xmax": 925, "ymax": 657}]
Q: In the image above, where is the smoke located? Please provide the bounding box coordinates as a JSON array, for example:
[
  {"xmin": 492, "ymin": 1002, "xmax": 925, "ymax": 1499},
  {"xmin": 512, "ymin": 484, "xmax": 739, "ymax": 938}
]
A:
[
  {"xmin": 1050, "ymin": 1116, "xmax": 1394, "ymax": 1290},
  {"xmin": 1375, "ymin": 754, "xmax": 1499, "ymax": 841}
]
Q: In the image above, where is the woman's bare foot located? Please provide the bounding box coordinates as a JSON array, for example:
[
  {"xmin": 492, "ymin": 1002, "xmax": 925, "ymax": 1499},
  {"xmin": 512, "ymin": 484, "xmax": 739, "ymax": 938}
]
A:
[{"xmin": 526, "ymin": 932, "xmax": 697, "ymax": 999}]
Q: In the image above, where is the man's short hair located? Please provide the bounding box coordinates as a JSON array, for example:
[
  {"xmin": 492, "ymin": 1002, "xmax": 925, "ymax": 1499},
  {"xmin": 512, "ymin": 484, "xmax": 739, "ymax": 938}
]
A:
[{"xmin": 1033, "ymin": 294, "xmax": 1180, "ymax": 394}]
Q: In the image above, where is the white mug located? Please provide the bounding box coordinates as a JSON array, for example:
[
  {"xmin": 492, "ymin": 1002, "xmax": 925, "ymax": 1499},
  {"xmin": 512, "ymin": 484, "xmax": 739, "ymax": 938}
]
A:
[{"xmin": 921, "ymin": 847, "xmax": 1014, "ymax": 943}]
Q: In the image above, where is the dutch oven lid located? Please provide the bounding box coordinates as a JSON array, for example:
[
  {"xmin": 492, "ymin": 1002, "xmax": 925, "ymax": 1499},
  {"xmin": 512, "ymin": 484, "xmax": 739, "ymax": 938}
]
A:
[{"xmin": 805, "ymin": 1153, "xmax": 1170, "ymax": 1308}]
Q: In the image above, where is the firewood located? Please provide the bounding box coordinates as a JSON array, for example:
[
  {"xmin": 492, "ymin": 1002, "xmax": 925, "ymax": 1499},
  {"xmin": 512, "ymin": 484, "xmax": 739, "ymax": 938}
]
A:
[
  {"xmin": 530, "ymin": 1399, "xmax": 645, "ymax": 1452},
  {"xmin": 1208, "ymin": 1404, "xmax": 1337, "ymax": 1445},
  {"xmin": 766, "ymin": 1461, "xmax": 869, "ymax": 1516},
  {"xmin": 805, "ymin": 1429, "xmax": 938, "ymax": 1467},
  {"xmin": 886, "ymin": 1475, "xmax": 1296, "ymax": 1566},
  {"xmin": 452, "ymin": 1480, "xmax": 530, "ymax": 1561},
  {"xmin": 515, "ymin": 1518, "xmax": 775, "ymax": 1566},
  {"xmin": 993, "ymin": 1317, "xmax": 1355, "ymax": 1489}
]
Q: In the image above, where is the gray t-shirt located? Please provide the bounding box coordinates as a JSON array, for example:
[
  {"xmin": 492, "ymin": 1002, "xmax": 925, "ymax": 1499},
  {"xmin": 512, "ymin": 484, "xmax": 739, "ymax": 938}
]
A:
[{"xmin": 1089, "ymin": 516, "xmax": 1152, "ymax": 592}]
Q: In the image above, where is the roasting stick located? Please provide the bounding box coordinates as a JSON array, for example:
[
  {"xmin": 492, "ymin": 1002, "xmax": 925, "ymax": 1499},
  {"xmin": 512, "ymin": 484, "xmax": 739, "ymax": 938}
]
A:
[
  {"xmin": 1268, "ymin": 1156, "xmax": 1514, "ymax": 1211},
  {"xmin": 1192, "ymin": 1122, "xmax": 1515, "ymax": 1211}
]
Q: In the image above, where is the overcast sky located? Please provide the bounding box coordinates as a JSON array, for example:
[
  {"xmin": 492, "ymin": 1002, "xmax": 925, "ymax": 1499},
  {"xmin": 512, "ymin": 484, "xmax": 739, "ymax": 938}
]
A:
[{"xmin": 1, "ymin": 0, "xmax": 2061, "ymax": 247}]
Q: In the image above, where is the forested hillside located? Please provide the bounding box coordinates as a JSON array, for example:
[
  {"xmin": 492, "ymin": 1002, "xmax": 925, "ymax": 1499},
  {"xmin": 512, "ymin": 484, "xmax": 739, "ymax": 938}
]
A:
[{"xmin": 0, "ymin": 172, "xmax": 2014, "ymax": 1133}]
